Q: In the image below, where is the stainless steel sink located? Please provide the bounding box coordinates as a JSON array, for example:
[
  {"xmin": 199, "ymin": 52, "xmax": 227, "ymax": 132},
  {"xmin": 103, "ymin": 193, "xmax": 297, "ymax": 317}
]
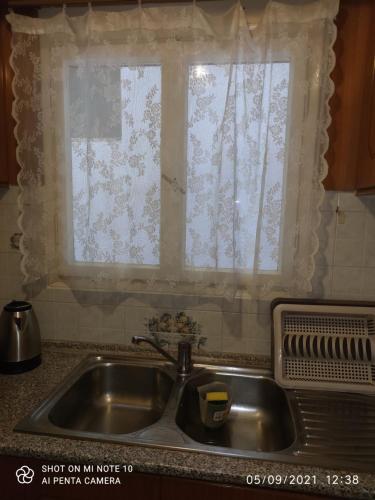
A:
[
  {"xmin": 175, "ymin": 370, "xmax": 295, "ymax": 452},
  {"xmin": 14, "ymin": 354, "xmax": 375, "ymax": 472},
  {"xmin": 15, "ymin": 357, "xmax": 176, "ymax": 441},
  {"xmin": 49, "ymin": 364, "xmax": 173, "ymax": 434}
]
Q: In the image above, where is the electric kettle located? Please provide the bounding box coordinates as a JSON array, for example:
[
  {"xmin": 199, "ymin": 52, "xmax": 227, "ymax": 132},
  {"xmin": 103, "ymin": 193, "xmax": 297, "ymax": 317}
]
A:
[{"xmin": 0, "ymin": 300, "xmax": 41, "ymax": 373}]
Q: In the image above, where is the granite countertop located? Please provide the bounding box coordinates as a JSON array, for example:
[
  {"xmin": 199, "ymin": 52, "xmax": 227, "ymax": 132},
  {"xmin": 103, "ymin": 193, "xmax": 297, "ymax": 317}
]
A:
[{"xmin": 0, "ymin": 341, "xmax": 374, "ymax": 499}]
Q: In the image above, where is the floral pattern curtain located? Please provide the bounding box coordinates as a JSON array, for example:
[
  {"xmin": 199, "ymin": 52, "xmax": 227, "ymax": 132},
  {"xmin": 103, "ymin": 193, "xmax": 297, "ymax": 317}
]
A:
[{"xmin": 7, "ymin": 0, "xmax": 338, "ymax": 298}]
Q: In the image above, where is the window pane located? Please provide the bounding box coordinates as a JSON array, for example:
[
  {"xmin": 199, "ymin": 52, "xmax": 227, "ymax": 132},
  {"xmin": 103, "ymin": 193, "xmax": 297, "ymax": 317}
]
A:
[
  {"xmin": 69, "ymin": 65, "xmax": 121, "ymax": 139},
  {"xmin": 70, "ymin": 65, "xmax": 161, "ymax": 266},
  {"xmin": 185, "ymin": 63, "xmax": 290, "ymax": 272}
]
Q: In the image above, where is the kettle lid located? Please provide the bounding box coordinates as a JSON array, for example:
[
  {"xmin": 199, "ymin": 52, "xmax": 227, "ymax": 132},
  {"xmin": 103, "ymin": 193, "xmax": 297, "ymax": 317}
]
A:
[{"xmin": 4, "ymin": 300, "xmax": 32, "ymax": 312}]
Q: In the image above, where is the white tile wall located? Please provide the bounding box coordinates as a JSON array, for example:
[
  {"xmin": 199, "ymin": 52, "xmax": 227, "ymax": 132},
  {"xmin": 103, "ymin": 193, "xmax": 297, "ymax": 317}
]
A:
[
  {"xmin": 314, "ymin": 192, "xmax": 375, "ymax": 300},
  {"xmin": 1, "ymin": 186, "xmax": 375, "ymax": 357}
]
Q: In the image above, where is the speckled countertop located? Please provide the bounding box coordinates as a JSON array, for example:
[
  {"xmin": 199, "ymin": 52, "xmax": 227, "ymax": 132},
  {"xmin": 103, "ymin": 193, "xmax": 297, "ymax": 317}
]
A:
[{"xmin": 0, "ymin": 341, "xmax": 374, "ymax": 499}]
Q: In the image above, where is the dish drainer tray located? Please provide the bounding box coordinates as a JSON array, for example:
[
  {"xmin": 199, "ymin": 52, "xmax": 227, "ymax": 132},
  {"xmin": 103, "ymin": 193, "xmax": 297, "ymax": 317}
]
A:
[{"xmin": 272, "ymin": 301, "xmax": 375, "ymax": 393}]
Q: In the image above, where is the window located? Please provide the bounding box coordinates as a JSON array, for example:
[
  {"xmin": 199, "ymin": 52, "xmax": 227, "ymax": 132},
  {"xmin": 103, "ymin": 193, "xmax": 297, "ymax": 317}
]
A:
[
  {"xmin": 186, "ymin": 62, "xmax": 289, "ymax": 272},
  {"xmin": 67, "ymin": 60, "xmax": 290, "ymax": 276},
  {"xmin": 70, "ymin": 65, "xmax": 162, "ymax": 266}
]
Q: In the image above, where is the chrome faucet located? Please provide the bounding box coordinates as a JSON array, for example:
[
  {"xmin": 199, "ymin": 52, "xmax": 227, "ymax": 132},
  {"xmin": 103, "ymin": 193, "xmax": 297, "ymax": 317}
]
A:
[{"xmin": 132, "ymin": 336, "xmax": 192, "ymax": 378}]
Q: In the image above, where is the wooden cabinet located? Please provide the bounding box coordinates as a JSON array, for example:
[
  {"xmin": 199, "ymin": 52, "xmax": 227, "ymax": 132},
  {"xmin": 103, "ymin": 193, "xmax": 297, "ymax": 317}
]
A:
[
  {"xmin": 1, "ymin": 455, "xmax": 334, "ymax": 500},
  {"xmin": 325, "ymin": 0, "xmax": 375, "ymax": 194},
  {"xmin": 159, "ymin": 476, "xmax": 330, "ymax": 500},
  {"xmin": 0, "ymin": 8, "xmax": 18, "ymax": 186},
  {"xmin": 355, "ymin": 3, "xmax": 375, "ymax": 193}
]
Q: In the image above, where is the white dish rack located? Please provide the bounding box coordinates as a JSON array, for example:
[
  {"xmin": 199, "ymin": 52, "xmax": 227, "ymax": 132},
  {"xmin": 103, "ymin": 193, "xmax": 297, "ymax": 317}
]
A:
[{"xmin": 273, "ymin": 303, "xmax": 375, "ymax": 393}]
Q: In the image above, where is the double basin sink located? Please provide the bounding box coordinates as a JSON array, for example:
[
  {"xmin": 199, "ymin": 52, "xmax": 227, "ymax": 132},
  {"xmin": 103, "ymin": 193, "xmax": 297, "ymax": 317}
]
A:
[
  {"xmin": 16, "ymin": 355, "xmax": 375, "ymax": 470},
  {"xmin": 16, "ymin": 356, "xmax": 295, "ymax": 459}
]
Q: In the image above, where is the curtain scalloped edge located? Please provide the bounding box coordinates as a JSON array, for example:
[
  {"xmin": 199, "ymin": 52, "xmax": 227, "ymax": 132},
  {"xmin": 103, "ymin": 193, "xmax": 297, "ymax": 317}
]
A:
[
  {"xmin": 304, "ymin": 15, "xmax": 338, "ymax": 292},
  {"xmin": 9, "ymin": 34, "xmax": 32, "ymax": 286}
]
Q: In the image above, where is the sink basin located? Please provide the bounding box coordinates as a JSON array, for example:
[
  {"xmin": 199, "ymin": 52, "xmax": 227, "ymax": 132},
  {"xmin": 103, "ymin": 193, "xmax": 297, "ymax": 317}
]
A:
[
  {"xmin": 176, "ymin": 370, "xmax": 295, "ymax": 452},
  {"xmin": 14, "ymin": 354, "xmax": 375, "ymax": 472},
  {"xmin": 15, "ymin": 357, "xmax": 294, "ymax": 452},
  {"xmin": 49, "ymin": 362, "xmax": 173, "ymax": 434},
  {"xmin": 15, "ymin": 354, "xmax": 375, "ymax": 471}
]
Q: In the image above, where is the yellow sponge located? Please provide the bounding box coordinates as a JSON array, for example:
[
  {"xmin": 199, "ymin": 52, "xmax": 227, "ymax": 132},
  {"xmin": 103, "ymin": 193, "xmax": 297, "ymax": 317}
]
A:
[{"xmin": 206, "ymin": 391, "xmax": 229, "ymax": 402}]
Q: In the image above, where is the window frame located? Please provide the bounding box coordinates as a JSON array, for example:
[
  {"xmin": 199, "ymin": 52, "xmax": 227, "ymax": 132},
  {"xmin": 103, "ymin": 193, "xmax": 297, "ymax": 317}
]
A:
[{"xmin": 40, "ymin": 39, "xmax": 308, "ymax": 291}]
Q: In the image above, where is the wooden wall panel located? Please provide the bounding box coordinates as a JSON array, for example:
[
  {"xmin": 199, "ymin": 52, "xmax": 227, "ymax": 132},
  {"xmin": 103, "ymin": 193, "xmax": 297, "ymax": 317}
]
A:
[
  {"xmin": 0, "ymin": 10, "xmax": 19, "ymax": 186},
  {"xmin": 0, "ymin": 10, "xmax": 10, "ymax": 185}
]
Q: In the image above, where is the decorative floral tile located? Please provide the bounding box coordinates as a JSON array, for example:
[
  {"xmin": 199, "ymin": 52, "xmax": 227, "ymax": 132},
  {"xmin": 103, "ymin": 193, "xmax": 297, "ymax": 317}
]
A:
[{"xmin": 145, "ymin": 311, "xmax": 207, "ymax": 349}]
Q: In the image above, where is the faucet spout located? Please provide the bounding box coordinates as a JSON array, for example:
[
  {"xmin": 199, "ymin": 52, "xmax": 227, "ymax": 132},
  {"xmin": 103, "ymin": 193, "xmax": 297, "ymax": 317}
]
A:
[
  {"xmin": 131, "ymin": 336, "xmax": 192, "ymax": 378},
  {"xmin": 132, "ymin": 336, "xmax": 177, "ymax": 365}
]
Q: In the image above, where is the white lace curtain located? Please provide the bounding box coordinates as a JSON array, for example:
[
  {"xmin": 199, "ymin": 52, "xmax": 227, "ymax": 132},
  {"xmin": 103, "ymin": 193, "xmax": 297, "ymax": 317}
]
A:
[{"xmin": 7, "ymin": 0, "xmax": 338, "ymax": 298}]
